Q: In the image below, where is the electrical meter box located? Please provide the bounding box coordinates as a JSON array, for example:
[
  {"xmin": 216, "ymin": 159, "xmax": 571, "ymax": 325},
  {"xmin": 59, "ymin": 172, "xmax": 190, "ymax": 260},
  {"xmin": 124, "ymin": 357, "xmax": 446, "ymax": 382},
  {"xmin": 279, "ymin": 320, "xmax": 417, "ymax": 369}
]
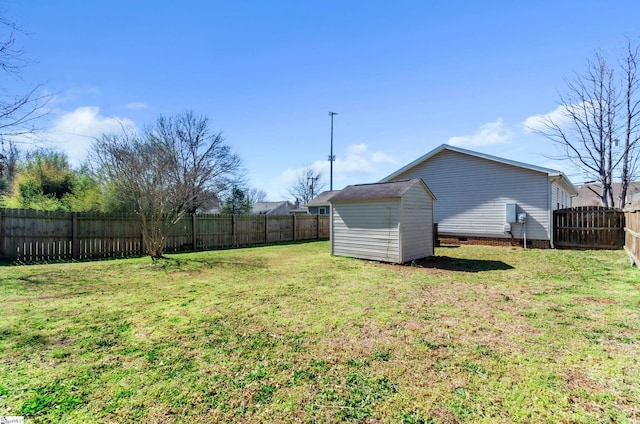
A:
[
  {"xmin": 518, "ymin": 213, "xmax": 527, "ymax": 223},
  {"xmin": 506, "ymin": 203, "xmax": 517, "ymax": 223}
]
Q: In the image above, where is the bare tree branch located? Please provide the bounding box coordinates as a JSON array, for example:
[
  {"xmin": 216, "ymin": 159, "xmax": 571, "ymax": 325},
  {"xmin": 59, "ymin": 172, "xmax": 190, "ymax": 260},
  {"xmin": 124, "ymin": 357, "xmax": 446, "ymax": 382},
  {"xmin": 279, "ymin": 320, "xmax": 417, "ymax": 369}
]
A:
[{"xmin": 0, "ymin": 16, "xmax": 52, "ymax": 139}]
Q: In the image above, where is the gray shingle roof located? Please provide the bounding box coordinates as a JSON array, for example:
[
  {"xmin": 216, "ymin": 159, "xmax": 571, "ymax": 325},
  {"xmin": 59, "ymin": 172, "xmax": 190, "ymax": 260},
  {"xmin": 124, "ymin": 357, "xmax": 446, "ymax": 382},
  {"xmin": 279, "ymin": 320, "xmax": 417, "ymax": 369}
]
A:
[
  {"xmin": 305, "ymin": 190, "xmax": 340, "ymax": 206},
  {"xmin": 329, "ymin": 179, "xmax": 433, "ymax": 202},
  {"xmin": 251, "ymin": 201, "xmax": 292, "ymax": 215}
]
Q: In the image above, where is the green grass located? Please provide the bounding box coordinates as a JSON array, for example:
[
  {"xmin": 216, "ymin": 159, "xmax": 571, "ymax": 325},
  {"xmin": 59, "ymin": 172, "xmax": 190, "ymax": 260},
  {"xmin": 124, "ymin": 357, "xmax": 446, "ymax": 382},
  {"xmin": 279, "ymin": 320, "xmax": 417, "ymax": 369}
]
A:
[{"xmin": 0, "ymin": 241, "xmax": 639, "ymax": 423}]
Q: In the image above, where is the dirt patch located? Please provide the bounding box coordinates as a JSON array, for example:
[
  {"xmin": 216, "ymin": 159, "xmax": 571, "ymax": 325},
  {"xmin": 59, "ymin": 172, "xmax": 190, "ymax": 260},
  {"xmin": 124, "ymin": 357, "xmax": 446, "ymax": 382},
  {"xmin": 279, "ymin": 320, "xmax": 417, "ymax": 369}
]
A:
[
  {"xmin": 575, "ymin": 296, "xmax": 618, "ymax": 305},
  {"xmin": 51, "ymin": 337, "xmax": 75, "ymax": 346},
  {"xmin": 564, "ymin": 369, "xmax": 607, "ymax": 394}
]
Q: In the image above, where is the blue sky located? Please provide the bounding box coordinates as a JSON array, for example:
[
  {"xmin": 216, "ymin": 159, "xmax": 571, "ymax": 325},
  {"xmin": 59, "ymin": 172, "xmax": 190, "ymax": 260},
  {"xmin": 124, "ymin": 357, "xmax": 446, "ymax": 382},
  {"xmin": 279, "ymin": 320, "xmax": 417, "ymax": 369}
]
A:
[{"xmin": 4, "ymin": 1, "xmax": 640, "ymax": 200}]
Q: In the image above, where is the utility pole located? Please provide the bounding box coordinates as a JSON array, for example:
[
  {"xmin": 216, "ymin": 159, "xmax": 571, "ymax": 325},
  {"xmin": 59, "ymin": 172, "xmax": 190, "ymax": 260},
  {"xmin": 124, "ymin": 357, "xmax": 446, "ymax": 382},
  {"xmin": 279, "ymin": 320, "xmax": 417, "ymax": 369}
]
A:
[
  {"xmin": 328, "ymin": 111, "xmax": 337, "ymax": 191},
  {"xmin": 307, "ymin": 174, "xmax": 319, "ymax": 200}
]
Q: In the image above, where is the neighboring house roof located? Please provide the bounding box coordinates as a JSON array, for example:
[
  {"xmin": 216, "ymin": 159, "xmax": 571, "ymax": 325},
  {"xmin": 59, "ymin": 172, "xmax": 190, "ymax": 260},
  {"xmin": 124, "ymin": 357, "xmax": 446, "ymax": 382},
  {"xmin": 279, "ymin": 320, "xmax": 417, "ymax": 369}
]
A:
[
  {"xmin": 251, "ymin": 201, "xmax": 294, "ymax": 215},
  {"xmin": 573, "ymin": 182, "xmax": 640, "ymax": 207},
  {"xmin": 289, "ymin": 206, "xmax": 309, "ymax": 214},
  {"xmin": 306, "ymin": 190, "xmax": 341, "ymax": 207},
  {"xmin": 381, "ymin": 144, "xmax": 578, "ymax": 196},
  {"xmin": 330, "ymin": 179, "xmax": 436, "ymax": 202}
]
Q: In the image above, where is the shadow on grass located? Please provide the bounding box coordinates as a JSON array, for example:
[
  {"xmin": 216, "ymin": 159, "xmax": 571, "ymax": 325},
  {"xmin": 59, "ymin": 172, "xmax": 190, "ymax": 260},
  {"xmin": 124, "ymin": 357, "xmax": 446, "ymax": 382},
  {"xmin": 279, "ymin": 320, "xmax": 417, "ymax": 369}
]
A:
[
  {"xmin": 408, "ymin": 256, "xmax": 514, "ymax": 273},
  {"xmin": 153, "ymin": 255, "xmax": 268, "ymax": 272}
]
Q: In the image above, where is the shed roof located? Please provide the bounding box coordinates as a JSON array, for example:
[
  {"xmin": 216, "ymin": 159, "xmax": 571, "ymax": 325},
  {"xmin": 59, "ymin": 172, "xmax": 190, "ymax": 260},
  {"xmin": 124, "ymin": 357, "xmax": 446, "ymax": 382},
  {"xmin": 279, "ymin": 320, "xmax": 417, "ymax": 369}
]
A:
[{"xmin": 330, "ymin": 179, "xmax": 435, "ymax": 202}]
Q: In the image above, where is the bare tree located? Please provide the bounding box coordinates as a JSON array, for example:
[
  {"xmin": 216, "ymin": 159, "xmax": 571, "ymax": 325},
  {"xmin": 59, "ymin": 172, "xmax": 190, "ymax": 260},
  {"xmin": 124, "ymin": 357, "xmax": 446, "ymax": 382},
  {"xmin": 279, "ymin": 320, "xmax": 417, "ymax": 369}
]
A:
[
  {"xmin": 288, "ymin": 167, "xmax": 325, "ymax": 204},
  {"xmin": 532, "ymin": 43, "xmax": 640, "ymax": 208},
  {"xmin": 246, "ymin": 187, "xmax": 267, "ymax": 204},
  {"xmin": 91, "ymin": 111, "xmax": 243, "ymax": 259},
  {"xmin": 619, "ymin": 39, "xmax": 640, "ymax": 208},
  {"xmin": 149, "ymin": 111, "xmax": 242, "ymax": 213},
  {"xmin": 532, "ymin": 51, "xmax": 617, "ymax": 207},
  {"xmin": 0, "ymin": 17, "xmax": 51, "ymax": 139}
]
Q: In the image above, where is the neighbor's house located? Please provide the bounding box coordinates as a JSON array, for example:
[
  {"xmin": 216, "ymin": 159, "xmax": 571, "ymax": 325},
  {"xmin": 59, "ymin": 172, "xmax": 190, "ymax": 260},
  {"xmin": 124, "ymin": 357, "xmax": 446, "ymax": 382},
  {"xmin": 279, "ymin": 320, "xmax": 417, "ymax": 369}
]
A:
[
  {"xmin": 329, "ymin": 179, "xmax": 436, "ymax": 263},
  {"xmin": 381, "ymin": 144, "xmax": 578, "ymax": 248},
  {"xmin": 306, "ymin": 190, "xmax": 340, "ymax": 215},
  {"xmin": 251, "ymin": 201, "xmax": 296, "ymax": 215},
  {"xmin": 573, "ymin": 182, "xmax": 640, "ymax": 208}
]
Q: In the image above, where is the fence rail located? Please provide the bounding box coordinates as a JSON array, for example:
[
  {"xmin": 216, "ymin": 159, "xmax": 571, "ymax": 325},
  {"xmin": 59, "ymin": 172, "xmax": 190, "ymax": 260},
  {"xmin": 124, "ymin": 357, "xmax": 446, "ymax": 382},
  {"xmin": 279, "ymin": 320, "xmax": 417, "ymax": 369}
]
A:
[
  {"xmin": 0, "ymin": 209, "xmax": 329, "ymax": 263},
  {"xmin": 553, "ymin": 207, "xmax": 625, "ymax": 249},
  {"xmin": 624, "ymin": 201, "xmax": 640, "ymax": 267}
]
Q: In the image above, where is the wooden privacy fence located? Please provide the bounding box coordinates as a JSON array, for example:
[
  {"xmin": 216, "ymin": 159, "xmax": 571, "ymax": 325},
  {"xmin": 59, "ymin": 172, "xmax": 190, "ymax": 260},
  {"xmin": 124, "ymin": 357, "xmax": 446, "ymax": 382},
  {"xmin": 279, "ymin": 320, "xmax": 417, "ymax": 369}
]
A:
[
  {"xmin": 553, "ymin": 207, "xmax": 625, "ymax": 249},
  {"xmin": 0, "ymin": 209, "xmax": 330, "ymax": 262},
  {"xmin": 624, "ymin": 201, "xmax": 640, "ymax": 267}
]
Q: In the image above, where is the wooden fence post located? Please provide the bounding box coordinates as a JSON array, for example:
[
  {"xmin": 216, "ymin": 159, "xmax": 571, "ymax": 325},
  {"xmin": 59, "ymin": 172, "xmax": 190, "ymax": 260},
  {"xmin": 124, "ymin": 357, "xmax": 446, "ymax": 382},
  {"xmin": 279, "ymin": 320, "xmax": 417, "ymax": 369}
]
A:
[
  {"xmin": 264, "ymin": 215, "xmax": 268, "ymax": 244},
  {"xmin": 72, "ymin": 213, "xmax": 80, "ymax": 259},
  {"xmin": 192, "ymin": 214, "xmax": 197, "ymax": 251},
  {"xmin": 292, "ymin": 214, "xmax": 297, "ymax": 242},
  {"xmin": 232, "ymin": 215, "xmax": 236, "ymax": 247}
]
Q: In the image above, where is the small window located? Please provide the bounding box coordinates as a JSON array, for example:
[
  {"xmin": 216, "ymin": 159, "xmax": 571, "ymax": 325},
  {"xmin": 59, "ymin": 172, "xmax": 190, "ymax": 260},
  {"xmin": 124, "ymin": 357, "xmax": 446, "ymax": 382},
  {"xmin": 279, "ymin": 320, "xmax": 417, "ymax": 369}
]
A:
[{"xmin": 319, "ymin": 207, "xmax": 327, "ymax": 215}]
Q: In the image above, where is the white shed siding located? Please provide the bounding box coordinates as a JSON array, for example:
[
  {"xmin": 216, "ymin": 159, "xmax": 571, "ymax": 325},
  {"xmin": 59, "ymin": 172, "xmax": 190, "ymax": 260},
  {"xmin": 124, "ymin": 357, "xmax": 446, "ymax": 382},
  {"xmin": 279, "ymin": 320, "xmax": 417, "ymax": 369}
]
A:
[
  {"xmin": 331, "ymin": 200, "xmax": 401, "ymax": 262},
  {"xmin": 400, "ymin": 184, "xmax": 434, "ymax": 261},
  {"xmin": 392, "ymin": 149, "xmax": 551, "ymax": 240}
]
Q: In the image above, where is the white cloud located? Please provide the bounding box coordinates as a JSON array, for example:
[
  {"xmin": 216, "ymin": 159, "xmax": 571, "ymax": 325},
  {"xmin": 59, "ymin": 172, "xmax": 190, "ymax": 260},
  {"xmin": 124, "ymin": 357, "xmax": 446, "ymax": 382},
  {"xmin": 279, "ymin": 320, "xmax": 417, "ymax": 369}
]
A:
[
  {"xmin": 269, "ymin": 143, "xmax": 395, "ymax": 200},
  {"xmin": 125, "ymin": 102, "xmax": 148, "ymax": 110},
  {"xmin": 336, "ymin": 143, "xmax": 394, "ymax": 173},
  {"xmin": 522, "ymin": 104, "xmax": 575, "ymax": 133},
  {"xmin": 448, "ymin": 118, "xmax": 513, "ymax": 147},
  {"xmin": 45, "ymin": 106, "xmax": 137, "ymax": 165}
]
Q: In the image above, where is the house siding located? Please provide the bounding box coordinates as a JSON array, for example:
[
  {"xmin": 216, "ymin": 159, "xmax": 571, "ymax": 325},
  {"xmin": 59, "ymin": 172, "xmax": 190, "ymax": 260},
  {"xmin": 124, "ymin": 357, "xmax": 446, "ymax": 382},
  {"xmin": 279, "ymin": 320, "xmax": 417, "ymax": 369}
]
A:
[
  {"xmin": 331, "ymin": 200, "xmax": 401, "ymax": 262},
  {"xmin": 391, "ymin": 149, "xmax": 551, "ymax": 241},
  {"xmin": 551, "ymin": 181, "xmax": 572, "ymax": 210},
  {"xmin": 400, "ymin": 184, "xmax": 434, "ymax": 261}
]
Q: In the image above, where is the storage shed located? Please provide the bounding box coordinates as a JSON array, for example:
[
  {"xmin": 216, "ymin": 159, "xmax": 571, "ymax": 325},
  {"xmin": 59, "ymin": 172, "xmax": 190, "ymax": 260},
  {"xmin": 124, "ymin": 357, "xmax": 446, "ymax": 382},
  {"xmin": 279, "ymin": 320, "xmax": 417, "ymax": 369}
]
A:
[{"xmin": 329, "ymin": 179, "xmax": 436, "ymax": 263}]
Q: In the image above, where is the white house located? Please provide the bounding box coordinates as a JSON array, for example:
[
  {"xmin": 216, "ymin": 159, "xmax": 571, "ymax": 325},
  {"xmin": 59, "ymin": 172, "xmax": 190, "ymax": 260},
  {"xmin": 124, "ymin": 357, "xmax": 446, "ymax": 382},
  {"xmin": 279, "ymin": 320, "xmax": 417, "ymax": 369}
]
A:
[
  {"xmin": 306, "ymin": 190, "xmax": 340, "ymax": 215},
  {"xmin": 381, "ymin": 144, "xmax": 578, "ymax": 248},
  {"xmin": 329, "ymin": 179, "xmax": 436, "ymax": 263}
]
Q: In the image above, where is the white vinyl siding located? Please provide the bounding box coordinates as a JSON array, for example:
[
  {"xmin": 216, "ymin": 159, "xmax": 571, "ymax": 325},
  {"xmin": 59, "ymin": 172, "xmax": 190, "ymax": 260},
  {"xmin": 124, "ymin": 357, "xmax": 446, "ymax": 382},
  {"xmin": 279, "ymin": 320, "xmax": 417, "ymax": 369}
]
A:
[
  {"xmin": 400, "ymin": 184, "xmax": 434, "ymax": 261},
  {"xmin": 332, "ymin": 200, "xmax": 400, "ymax": 262},
  {"xmin": 551, "ymin": 182, "xmax": 572, "ymax": 210},
  {"xmin": 392, "ymin": 149, "xmax": 551, "ymax": 241}
]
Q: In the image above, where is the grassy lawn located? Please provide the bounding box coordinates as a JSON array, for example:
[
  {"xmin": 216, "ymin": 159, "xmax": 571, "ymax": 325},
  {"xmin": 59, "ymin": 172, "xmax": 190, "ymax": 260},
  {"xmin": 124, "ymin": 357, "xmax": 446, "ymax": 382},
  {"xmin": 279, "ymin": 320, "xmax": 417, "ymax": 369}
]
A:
[{"xmin": 0, "ymin": 241, "xmax": 639, "ymax": 423}]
